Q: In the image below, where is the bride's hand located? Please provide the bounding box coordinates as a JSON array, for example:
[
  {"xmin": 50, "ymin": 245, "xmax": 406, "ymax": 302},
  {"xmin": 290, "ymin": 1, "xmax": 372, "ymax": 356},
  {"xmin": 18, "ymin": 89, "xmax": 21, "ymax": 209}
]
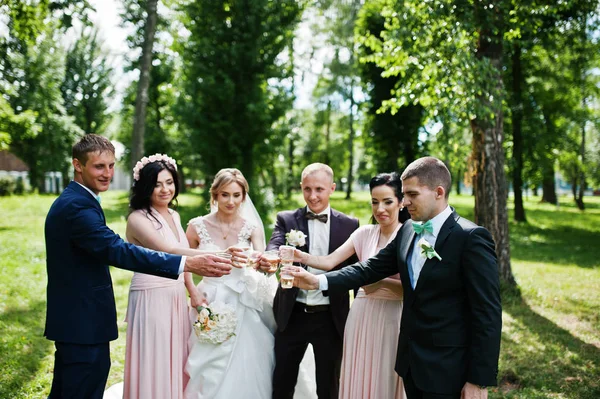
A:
[
  {"xmin": 190, "ymin": 291, "xmax": 207, "ymax": 309},
  {"xmin": 225, "ymin": 246, "xmax": 248, "ymax": 268}
]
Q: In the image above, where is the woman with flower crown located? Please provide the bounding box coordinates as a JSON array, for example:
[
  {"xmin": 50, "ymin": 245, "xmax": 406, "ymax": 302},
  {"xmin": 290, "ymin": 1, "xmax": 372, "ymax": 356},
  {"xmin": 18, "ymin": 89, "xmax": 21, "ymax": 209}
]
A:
[
  {"xmin": 183, "ymin": 168, "xmax": 279, "ymax": 399},
  {"xmin": 121, "ymin": 155, "xmax": 246, "ymax": 399}
]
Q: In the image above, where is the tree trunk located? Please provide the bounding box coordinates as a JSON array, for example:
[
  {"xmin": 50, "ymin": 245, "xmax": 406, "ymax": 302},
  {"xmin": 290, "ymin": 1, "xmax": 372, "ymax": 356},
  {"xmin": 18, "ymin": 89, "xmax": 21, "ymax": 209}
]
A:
[
  {"xmin": 345, "ymin": 87, "xmax": 355, "ymax": 200},
  {"xmin": 455, "ymin": 169, "xmax": 462, "ymax": 195},
  {"xmin": 540, "ymin": 111, "xmax": 558, "ymax": 204},
  {"xmin": 286, "ymin": 135, "xmax": 295, "ymax": 199},
  {"xmin": 471, "ymin": 2, "xmax": 516, "ymax": 286},
  {"xmin": 130, "ymin": 0, "xmax": 159, "ymax": 169},
  {"xmin": 324, "ymin": 100, "xmax": 331, "ymax": 165},
  {"xmin": 576, "ymin": 121, "xmax": 586, "ymax": 210},
  {"xmin": 540, "ymin": 155, "xmax": 557, "ymax": 204},
  {"xmin": 510, "ymin": 43, "xmax": 526, "ymax": 222}
]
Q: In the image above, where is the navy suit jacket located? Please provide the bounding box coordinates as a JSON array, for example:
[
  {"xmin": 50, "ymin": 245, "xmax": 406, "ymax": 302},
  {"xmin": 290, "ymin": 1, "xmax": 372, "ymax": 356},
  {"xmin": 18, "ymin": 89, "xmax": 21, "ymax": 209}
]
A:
[
  {"xmin": 325, "ymin": 210, "xmax": 502, "ymax": 393},
  {"xmin": 44, "ymin": 181, "xmax": 182, "ymax": 344},
  {"xmin": 267, "ymin": 207, "xmax": 359, "ymax": 336}
]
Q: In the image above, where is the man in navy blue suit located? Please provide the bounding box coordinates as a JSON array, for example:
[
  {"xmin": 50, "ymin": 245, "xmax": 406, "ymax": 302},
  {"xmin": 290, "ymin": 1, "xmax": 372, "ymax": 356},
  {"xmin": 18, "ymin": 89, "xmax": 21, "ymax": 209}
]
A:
[{"xmin": 44, "ymin": 134, "xmax": 233, "ymax": 399}]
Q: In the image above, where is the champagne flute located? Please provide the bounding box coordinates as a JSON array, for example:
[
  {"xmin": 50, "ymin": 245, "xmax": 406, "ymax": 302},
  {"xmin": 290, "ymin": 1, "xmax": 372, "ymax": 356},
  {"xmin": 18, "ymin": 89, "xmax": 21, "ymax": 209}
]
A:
[
  {"xmin": 279, "ymin": 245, "xmax": 295, "ymax": 288},
  {"xmin": 262, "ymin": 250, "xmax": 281, "ymax": 273}
]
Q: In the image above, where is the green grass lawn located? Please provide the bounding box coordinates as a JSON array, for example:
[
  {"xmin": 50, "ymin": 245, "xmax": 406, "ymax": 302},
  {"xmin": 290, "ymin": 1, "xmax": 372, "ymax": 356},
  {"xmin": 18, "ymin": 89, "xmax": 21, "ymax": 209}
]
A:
[{"xmin": 0, "ymin": 190, "xmax": 598, "ymax": 398}]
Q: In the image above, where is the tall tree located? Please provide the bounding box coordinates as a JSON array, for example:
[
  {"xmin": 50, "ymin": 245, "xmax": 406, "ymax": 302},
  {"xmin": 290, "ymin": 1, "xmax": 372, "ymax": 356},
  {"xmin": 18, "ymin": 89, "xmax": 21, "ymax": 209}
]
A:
[
  {"xmin": 61, "ymin": 28, "xmax": 113, "ymax": 134},
  {"xmin": 356, "ymin": 0, "xmax": 423, "ymax": 173},
  {"xmin": 130, "ymin": 0, "xmax": 159, "ymax": 169},
  {"xmin": 311, "ymin": 0, "xmax": 362, "ymax": 198},
  {"xmin": 178, "ymin": 0, "xmax": 303, "ymax": 212},
  {"xmin": 355, "ymin": 0, "xmax": 516, "ymax": 284},
  {"xmin": 0, "ymin": 1, "xmax": 90, "ymax": 191}
]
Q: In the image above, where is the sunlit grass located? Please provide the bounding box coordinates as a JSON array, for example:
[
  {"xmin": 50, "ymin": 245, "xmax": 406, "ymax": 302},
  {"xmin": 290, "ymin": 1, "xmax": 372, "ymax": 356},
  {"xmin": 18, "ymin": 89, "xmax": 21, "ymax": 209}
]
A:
[{"xmin": 0, "ymin": 191, "xmax": 598, "ymax": 398}]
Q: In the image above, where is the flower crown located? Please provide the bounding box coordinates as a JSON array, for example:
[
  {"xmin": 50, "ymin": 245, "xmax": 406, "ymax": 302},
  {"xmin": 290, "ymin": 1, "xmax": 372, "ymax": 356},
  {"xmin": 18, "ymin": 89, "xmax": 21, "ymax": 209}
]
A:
[{"xmin": 132, "ymin": 153, "xmax": 178, "ymax": 181}]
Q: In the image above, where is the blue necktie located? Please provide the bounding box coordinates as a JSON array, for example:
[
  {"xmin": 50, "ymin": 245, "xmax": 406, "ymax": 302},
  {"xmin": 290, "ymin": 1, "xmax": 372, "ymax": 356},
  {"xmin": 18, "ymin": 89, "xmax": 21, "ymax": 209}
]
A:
[{"xmin": 412, "ymin": 220, "xmax": 433, "ymax": 235}]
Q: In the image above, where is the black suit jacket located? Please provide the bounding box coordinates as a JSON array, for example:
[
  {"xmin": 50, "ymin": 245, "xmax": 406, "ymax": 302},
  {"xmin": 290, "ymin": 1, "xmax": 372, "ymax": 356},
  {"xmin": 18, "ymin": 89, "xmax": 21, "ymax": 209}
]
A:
[
  {"xmin": 325, "ymin": 210, "xmax": 502, "ymax": 394},
  {"xmin": 44, "ymin": 181, "xmax": 182, "ymax": 344},
  {"xmin": 267, "ymin": 207, "xmax": 359, "ymax": 336}
]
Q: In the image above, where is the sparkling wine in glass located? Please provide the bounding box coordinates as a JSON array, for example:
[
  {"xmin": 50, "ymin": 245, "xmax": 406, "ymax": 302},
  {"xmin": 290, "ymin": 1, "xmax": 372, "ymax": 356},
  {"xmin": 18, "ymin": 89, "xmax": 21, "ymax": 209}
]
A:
[
  {"xmin": 280, "ymin": 273, "xmax": 294, "ymax": 289},
  {"xmin": 279, "ymin": 245, "xmax": 295, "ymax": 268},
  {"xmin": 262, "ymin": 250, "xmax": 281, "ymax": 273}
]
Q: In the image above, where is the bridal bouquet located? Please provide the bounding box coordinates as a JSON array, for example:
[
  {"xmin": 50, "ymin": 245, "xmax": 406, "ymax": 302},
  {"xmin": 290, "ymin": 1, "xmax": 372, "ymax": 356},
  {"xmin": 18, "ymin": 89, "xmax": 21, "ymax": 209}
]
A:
[{"xmin": 193, "ymin": 302, "xmax": 237, "ymax": 344}]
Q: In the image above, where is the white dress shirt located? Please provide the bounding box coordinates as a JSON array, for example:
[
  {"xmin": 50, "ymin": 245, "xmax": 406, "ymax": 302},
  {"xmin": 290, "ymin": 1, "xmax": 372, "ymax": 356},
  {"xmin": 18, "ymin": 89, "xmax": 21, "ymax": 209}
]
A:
[
  {"xmin": 296, "ymin": 206, "xmax": 331, "ymax": 305},
  {"xmin": 74, "ymin": 181, "xmax": 186, "ymax": 274},
  {"xmin": 409, "ymin": 205, "xmax": 452, "ymax": 288}
]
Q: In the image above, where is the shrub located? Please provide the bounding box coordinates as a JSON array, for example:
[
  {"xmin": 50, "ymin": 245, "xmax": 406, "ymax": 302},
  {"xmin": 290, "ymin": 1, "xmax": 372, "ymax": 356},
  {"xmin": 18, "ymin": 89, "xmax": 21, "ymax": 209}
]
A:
[{"xmin": 0, "ymin": 175, "xmax": 16, "ymax": 196}]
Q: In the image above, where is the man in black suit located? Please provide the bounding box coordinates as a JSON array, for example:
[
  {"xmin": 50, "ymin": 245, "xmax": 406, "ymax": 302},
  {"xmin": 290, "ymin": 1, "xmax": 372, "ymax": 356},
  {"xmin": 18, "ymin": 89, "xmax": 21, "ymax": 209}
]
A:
[
  {"xmin": 266, "ymin": 163, "xmax": 359, "ymax": 399},
  {"xmin": 44, "ymin": 134, "xmax": 233, "ymax": 399},
  {"xmin": 287, "ymin": 157, "xmax": 502, "ymax": 399}
]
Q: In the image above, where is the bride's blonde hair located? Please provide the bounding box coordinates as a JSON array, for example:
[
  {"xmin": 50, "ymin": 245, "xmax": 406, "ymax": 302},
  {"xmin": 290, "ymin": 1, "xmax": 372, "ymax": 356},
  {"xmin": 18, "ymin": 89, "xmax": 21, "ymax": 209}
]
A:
[{"xmin": 210, "ymin": 168, "xmax": 249, "ymax": 203}]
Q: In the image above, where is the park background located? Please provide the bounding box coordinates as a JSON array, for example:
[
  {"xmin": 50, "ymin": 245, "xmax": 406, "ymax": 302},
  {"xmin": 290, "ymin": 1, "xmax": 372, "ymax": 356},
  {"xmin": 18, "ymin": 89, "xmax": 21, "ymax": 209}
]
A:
[{"xmin": 1, "ymin": 0, "xmax": 599, "ymax": 398}]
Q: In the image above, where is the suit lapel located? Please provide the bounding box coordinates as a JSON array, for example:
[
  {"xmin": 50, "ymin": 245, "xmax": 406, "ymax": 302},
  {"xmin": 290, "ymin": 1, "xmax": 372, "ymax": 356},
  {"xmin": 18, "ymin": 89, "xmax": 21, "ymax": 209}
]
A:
[
  {"xmin": 328, "ymin": 209, "xmax": 341, "ymax": 254},
  {"xmin": 398, "ymin": 223, "xmax": 416, "ymax": 296},
  {"xmin": 294, "ymin": 207, "xmax": 310, "ymax": 252},
  {"xmin": 412, "ymin": 212, "xmax": 458, "ymax": 296}
]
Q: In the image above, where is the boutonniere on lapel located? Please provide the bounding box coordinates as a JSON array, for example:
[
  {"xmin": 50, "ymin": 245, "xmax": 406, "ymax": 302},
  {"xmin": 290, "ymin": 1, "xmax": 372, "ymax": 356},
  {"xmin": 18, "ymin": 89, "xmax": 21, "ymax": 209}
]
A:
[
  {"xmin": 285, "ymin": 229, "xmax": 307, "ymax": 247},
  {"xmin": 418, "ymin": 238, "xmax": 442, "ymax": 261}
]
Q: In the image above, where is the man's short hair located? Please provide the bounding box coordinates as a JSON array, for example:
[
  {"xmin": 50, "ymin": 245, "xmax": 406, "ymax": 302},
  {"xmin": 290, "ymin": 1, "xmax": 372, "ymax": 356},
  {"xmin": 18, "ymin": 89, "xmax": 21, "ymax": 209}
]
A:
[
  {"xmin": 401, "ymin": 157, "xmax": 451, "ymax": 198},
  {"xmin": 72, "ymin": 134, "xmax": 115, "ymax": 165},
  {"xmin": 301, "ymin": 163, "xmax": 334, "ymax": 183}
]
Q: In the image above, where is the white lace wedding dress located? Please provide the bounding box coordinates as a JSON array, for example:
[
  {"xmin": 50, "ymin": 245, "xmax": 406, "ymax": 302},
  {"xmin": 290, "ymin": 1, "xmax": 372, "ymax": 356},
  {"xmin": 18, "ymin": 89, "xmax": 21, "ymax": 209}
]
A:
[
  {"xmin": 184, "ymin": 216, "xmax": 317, "ymax": 399},
  {"xmin": 184, "ymin": 217, "xmax": 275, "ymax": 398}
]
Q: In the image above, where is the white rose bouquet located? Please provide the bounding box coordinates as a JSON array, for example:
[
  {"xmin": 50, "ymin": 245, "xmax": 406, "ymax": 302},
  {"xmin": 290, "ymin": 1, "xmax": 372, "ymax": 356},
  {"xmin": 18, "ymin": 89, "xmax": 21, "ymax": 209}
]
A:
[
  {"xmin": 285, "ymin": 229, "xmax": 307, "ymax": 247},
  {"xmin": 193, "ymin": 301, "xmax": 237, "ymax": 344}
]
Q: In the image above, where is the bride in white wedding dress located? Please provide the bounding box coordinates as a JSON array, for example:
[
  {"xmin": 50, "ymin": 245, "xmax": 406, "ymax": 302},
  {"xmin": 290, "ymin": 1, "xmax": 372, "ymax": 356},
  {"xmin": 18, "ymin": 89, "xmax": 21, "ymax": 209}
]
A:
[{"xmin": 183, "ymin": 169, "xmax": 316, "ymax": 399}]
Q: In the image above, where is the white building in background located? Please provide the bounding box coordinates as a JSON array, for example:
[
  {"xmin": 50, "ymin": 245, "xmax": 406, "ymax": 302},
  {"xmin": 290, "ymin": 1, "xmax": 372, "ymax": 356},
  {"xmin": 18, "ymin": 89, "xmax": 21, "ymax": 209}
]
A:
[{"xmin": 0, "ymin": 139, "xmax": 132, "ymax": 193}]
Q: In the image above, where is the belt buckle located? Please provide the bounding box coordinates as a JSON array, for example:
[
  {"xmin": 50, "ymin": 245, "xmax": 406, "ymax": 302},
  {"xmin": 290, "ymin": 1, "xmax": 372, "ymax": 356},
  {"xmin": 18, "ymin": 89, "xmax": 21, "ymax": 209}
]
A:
[{"xmin": 303, "ymin": 305, "xmax": 314, "ymax": 314}]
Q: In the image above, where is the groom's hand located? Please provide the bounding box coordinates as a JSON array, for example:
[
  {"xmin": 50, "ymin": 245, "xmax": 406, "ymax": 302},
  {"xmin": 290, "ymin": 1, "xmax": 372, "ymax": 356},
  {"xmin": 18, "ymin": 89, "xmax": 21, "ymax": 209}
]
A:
[
  {"xmin": 283, "ymin": 266, "xmax": 319, "ymax": 290},
  {"xmin": 461, "ymin": 382, "xmax": 488, "ymax": 399},
  {"xmin": 184, "ymin": 254, "xmax": 233, "ymax": 277}
]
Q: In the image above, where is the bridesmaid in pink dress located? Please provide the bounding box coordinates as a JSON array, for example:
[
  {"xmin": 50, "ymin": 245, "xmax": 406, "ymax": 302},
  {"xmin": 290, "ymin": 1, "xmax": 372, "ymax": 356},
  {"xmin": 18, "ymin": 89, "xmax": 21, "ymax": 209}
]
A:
[
  {"xmin": 122, "ymin": 155, "xmax": 241, "ymax": 399},
  {"xmin": 295, "ymin": 172, "xmax": 410, "ymax": 399}
]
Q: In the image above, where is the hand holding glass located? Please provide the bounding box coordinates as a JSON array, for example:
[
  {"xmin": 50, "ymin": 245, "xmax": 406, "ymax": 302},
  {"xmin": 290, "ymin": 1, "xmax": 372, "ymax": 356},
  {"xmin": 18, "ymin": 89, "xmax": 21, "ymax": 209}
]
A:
[
  {"xmin": 262, "ymin": 250, "xmax": 281, "ymax": 273},
  {"xmin": 279, "ymin": 245, "xmax": 295, "ymax": 288}
]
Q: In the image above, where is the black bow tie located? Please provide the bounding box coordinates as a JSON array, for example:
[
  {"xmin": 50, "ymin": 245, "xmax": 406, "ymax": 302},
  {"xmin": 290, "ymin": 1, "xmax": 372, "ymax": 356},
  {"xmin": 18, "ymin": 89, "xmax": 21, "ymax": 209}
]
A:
[{"xmin": 306, "ymin": 212, "xmax": 328, "ymax": 223}]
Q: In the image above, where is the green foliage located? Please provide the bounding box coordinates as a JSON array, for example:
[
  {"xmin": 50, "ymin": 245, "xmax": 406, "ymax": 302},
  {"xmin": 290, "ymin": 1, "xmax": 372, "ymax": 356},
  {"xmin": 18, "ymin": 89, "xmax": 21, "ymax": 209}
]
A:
[
  {"xmin": 177, "ymin": 0, "xmax": 304, "ymax": 211},
  {"xmin": 0, "ymin": 1, "xmax": 93, "ymax": 191},
  {"xmin": 1, "ymin": 192, "xmax": 599, "ymax": 398},
  {"xmin": 61, "ymin": 28, "xmax": 114, "ymax": 134},
  {"xmin": 0, "ymin": 175, "xmax": 17, "ymax": 196},
  {"xmin": 356, "ymin": 0, "xmax": 424, "ymax": 171},
  {"xmin": 2, "ymin": 22, "xmax": 84, "ymax": 191}
]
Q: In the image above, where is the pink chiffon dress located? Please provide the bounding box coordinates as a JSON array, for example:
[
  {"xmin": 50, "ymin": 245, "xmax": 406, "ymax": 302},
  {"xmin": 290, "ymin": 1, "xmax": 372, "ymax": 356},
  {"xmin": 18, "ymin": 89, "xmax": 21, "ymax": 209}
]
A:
[
  {"xmin": 339, "ymin": 223, "xmax": 407, "ymax": 399},
  {"xmin": 122, "ymin": 208, "xmax": 191, "ymax": 399}
]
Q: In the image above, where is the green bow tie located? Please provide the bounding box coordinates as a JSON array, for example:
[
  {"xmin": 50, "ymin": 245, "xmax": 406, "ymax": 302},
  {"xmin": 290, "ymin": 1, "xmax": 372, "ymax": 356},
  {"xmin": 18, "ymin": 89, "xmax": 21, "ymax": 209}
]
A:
[{"xmin": 412, "ymin": 220, "xmax": 433, "ymax": 235}]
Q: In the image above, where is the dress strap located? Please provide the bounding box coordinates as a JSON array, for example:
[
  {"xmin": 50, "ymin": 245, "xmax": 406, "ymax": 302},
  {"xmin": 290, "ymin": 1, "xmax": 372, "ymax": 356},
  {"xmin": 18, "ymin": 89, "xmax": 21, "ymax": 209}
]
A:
[{"xmin": 188, "ymin": 216, "xmax": 214, "ymax": 246}]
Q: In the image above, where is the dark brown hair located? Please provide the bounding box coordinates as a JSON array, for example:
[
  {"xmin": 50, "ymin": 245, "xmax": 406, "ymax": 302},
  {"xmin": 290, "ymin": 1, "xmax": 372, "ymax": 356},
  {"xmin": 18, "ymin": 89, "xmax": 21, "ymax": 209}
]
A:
[
  {"xmin": 72, "ymin": 134, "xmax": 115, "ymax": 165},
  {"xmin": 401, "ymin": 157, "xmax": 451, "ymax": 198}
]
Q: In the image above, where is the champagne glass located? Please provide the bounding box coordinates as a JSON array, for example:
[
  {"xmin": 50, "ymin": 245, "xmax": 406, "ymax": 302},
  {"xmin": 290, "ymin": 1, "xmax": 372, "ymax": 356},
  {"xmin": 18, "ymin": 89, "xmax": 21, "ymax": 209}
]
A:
[
  {"xmin": 245, "ymin": 250, "xmax": 262, "ymax": 268},
  {"xmin": 279, "ymin": 245, "xmax": 295, "ymax": 288},
  {"xmin": 262, "ymin": 250, "xmax": 281, "ymax": 273}
]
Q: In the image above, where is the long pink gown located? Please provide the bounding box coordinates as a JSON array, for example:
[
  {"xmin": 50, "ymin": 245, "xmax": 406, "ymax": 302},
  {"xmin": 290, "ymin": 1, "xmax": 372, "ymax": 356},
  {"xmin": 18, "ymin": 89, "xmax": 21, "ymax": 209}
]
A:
[
  {"xmin": 123, "ymin": 208, "xmax": 191, "ymax": 399},
  {"xmin": 339, "ymin": 223, "xmax": 406, "ymax": 399}
]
